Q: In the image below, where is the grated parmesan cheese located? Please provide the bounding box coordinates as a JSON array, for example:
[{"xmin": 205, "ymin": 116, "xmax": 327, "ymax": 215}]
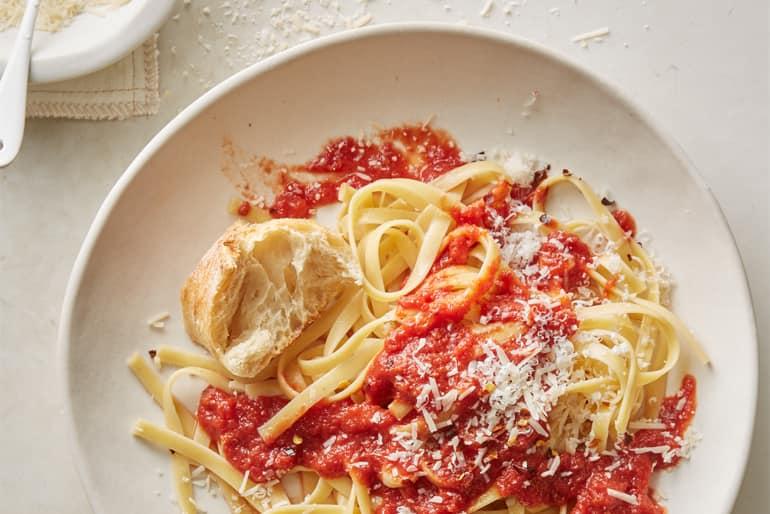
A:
[
  {"xmin": 572, "ymin": 27, "xmax": 611, "ymax": 47},
  {"xmin": 631, "ymin": 445, "xmax": 670, "ymax": 455},
  {"xmin": 480, "ymin": 0, "xmax": 495, "ymax": 17},
  {"xmin": 242, "ymin": 483, "xmax": 269, "ymax": 499},
  {"xmin": 237, "ymin": 470, "xmax": 250, "ymax": 495},
  {"xmin": 0, "ymin": 0, "xmax": 130, "ymax": 32},
  {"xmin": 628, "ymin": 420, "xmax": 667, "ymax": 431},
  {"xmin": 499, "ymin": 230, "xmax": 543, "ymax": 269},
  {"xmin": 349, "ymin": 13, "xmax": 372, "ymax": 28},
  {"xmin": 494, "ymin": 150, "xmax": 541, "ymax": 185},
  {"xmin": 421, "ymin": 408, "xmax": 438, "ymax": 433},
  {"xmin": 147, "ymin": 311, "xmax": 170, "ymax": 330},
  {"xmin": 607, "ymin": 488, "xmax": 640, "ymax": 505},
  {"xmin": 540, "ymin": 454, "xmax": 560, "ymax": 477}
]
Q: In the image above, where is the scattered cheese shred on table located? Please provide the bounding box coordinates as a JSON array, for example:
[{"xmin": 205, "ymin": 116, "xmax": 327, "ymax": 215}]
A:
[
  {"xmin": 572, "ymin": 26, "xmax": 611, "ymax": 47},
  {"xmin": 147, "ymin": 311, "xmax": 170, "ymax": 330},
  {"xmin": 480, "ymin": 0, "xmax": 494, "ymax": 17}
]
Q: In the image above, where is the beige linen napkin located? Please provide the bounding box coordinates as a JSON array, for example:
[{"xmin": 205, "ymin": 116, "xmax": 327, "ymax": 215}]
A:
[{"xmin": 27, "ymin": 35, "xmax": 159, "ymax": 120}]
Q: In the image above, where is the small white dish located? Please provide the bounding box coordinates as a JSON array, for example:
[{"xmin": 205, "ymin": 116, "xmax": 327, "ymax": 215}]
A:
[
  {"xmin": 0, "ymin": 0, "xmax": 174, "ymax": 83},
  {"xmin": 59, "ymin": 24, "xmax": 757, "ymax": 514}
]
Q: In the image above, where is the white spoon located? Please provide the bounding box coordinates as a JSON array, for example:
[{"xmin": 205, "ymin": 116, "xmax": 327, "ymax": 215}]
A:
[{"xmin": 0, "ymin": 0, "xmax": 41, "ymax": 168}]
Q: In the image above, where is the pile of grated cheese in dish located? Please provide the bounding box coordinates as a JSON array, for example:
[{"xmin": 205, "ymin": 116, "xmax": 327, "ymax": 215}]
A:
[{"xmin": 0, "ymin": 0, "xmax": 130, "ymax": 33}]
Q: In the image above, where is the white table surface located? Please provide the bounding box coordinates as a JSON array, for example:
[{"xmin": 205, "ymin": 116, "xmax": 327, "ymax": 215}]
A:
[{"xmin": 0, "ymin": 1, "xmax": 766, "ymax": 512}]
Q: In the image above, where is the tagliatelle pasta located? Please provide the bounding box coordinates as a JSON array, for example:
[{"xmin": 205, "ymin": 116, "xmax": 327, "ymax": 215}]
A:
[{"xmin": 130, "ymin": 126, "xmax": 706, "ymax": 514}]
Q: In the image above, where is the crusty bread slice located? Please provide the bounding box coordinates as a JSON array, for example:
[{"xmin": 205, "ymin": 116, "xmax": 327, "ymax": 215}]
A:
[{"xmin": 181, "ymin": 219, "xmax": 361, "ymax": 378}]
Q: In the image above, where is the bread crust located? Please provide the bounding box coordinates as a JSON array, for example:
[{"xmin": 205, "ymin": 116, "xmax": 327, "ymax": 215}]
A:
[{"xmin": 181, "ymin": 219, "xmax": 360, "ymax": 378}]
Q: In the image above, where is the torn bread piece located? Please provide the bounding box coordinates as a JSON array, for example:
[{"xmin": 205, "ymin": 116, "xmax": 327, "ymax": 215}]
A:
[{"xmin": 181, "ymin": 219, "xmax": 361, "ymax": 378}]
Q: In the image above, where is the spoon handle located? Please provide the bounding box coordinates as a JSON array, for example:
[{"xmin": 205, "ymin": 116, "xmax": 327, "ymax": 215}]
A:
[{"xmin": 0, "ymin": 0, "xmax": 41, "ymax": 168}]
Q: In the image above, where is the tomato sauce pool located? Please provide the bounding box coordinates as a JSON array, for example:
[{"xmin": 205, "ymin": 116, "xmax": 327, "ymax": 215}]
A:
[{"xmin": 264, "ymin": 124, "xmax": 464, "ymax": 218}]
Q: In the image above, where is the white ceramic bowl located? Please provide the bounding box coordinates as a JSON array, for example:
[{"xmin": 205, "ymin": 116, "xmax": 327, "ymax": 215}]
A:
[
  {"xmin": 59, "ymin": 24, "xmax": 757, "ymax": 514},
  {"xmin": 0, "ymin": 0, "xmax": 174, "ymax": 83}
]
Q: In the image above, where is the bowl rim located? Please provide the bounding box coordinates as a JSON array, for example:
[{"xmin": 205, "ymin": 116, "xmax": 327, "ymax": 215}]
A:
[{"xmin": 57, "ymin": 22, "xmax": 758, "ymax": 514}]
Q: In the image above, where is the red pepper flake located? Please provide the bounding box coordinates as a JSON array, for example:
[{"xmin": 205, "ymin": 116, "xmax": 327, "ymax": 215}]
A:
[{"xmin": 237, "ymin": 201, "xmax": 252, "ymax": 217}]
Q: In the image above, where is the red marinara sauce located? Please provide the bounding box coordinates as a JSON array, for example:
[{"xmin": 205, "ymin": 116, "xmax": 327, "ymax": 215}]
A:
[
  {"xmin": 569, "ymin": 375, "xmax": 698, "ymax": 514},
  {"xmin": 202, "ymin": 135, "xmax": 697, "ymax": 513},
  {"xmin": 197, "ymin": 389, "xmax": 397, "ymax": 482},
  {"xmin": 198, "ymin": 245, "xmax": 695, "ymax": 514},
  {"xmin": 450, "ymin": 169, "xmax": 549, "ymax": 230},
  {"xmin": 535, "ymin": 231, "xmax": 593, "ymax": 294},
  {"xmin": 198, "ymin": 374, "xmax": 696, "ymax": 514},
  {"xmin": 612, "ymin": 209, "xmax": 638, "ymax": 238},
  {"xmin": 266, "ymin": 124, "xmax": 464, "ymax": 218}
]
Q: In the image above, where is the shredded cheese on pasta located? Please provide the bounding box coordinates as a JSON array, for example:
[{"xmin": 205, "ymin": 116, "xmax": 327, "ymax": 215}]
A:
[{"xmin": 128, "ymin": 160, "xmax": 706, "ymax": 514}]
